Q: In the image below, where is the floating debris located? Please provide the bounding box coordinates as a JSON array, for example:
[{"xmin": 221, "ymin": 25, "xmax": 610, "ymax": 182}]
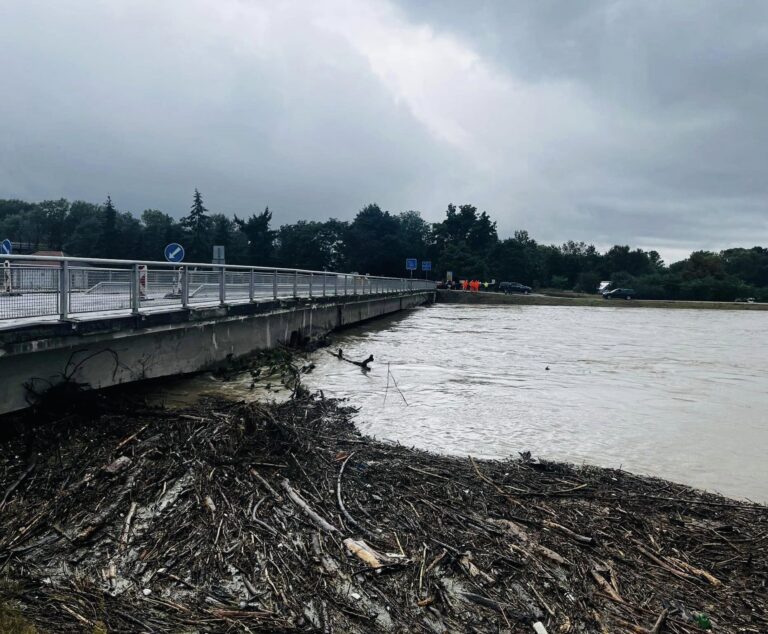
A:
[{"xmin": 0, "ymin": 388, "xmax": 766, "ymax": 632}]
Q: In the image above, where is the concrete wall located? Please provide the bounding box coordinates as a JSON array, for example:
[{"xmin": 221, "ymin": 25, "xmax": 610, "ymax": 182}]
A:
[{"xmin": 0, "ymin": 292, "xmax": 433, "ymax": 416}]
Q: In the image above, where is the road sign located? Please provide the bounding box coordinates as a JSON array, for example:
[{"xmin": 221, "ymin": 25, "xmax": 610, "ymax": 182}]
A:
[
  {"xmin": 421, "ymin": 260, "xmax": 431, "ymax": 271},
  {"xmin": 164, "ymin": 243, "xmax": 185, "ymax": 263},
  {"xmin": 406, "ymin": 258, "xmax": 417, "ymax": 271},
  {"xmin": 212, "ymin": 245, "xmax": 225, "ymax": 265},
  {"xmin": 0, "ymin": 239, "xmax": 11, "ymax": 255}
]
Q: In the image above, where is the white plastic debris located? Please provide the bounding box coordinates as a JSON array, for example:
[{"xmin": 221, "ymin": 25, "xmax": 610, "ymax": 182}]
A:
[
  {"xmin": 533, "ymin": 622, "xmax": 549, "ymax": 634},
  {"xmin": 142, "ymin": 588, "xmax": 152, "ymax": 596}
]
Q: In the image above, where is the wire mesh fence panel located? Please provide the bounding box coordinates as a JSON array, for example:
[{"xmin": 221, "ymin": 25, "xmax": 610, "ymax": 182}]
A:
[
  {"xmin": 251, "ymin": 270, "xmax": 275, "ymax": 299},
  {"xmin": 187, "ymin": 269, "xmax": 220, "ymax": 306},
  {"xmin": 276, "ymin": 272, "xmax": 296, "ymax": 298},
  {"xmin": 139, "ymin": 268, "xmax": 184, "ymax": 310},
  {"xmin": 319, "ymin": 273, "xmax": 335, "ymax": 296},
  {"xmin": 224, "ymin": 270, "xmax": 250, "ymax": 301},
  {"xmin": 296, "ymin": 273, "xmax": 312, "ymax": 297},
  {"xmin": 1, "ymin": 257, "xmax": 435, "ymax": 324},
  {"xmin": 0, "ymin": 264, "xmax": 60, "ymax": 319},
  {"xmin": 69, "ymin": 267, "xmax": 133, "ymax": 314}
]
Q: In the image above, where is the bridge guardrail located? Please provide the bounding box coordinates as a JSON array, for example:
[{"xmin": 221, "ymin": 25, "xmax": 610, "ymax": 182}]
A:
[{"xmin": 0, "ymin": 255, "xmax": 436, "ymax": 324}]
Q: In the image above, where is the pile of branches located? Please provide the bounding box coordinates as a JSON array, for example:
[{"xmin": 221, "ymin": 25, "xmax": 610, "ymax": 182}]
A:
[{"xmin": 0, "ymin": 392, "xmax": 766, "ymax": 633}]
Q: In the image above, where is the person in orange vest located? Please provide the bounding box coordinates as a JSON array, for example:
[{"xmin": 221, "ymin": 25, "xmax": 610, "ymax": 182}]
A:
[{"xmin": 461, "ymin": 279, "xmax": 468, "ymax": 291}]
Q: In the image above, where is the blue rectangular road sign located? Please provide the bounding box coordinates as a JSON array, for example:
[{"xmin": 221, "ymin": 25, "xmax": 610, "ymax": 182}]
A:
[
  {"xmin": 0, "ymin": 239, "xmax": 11, "ymax": 255},
  {"xmin": 421, "ymin": 260, "xmax": 432, "ymax": 271},
  {"xmin": 406, "ymin": 258, "xmax": 417, "ymax": 271}
]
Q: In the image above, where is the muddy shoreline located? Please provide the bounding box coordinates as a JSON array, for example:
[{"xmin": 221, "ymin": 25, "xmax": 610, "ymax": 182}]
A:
[{"xmin": 438, "ymin": 289, "xmax": 768, "ymax": 311}]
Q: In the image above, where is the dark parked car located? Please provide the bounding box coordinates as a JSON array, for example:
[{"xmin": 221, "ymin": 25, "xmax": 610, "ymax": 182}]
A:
[
  {"xmin": 499, "ymin": 281, "xmax": 532, "ymax": 294},
  {"xmin": 603, "ymin": 288, "xmax": 636, "ymax": 299}
]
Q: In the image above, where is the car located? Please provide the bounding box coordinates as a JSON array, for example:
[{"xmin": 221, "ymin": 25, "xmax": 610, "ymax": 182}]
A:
[
  {"xmin": 603, "ymin": 287, "xmax": 636, "ymax": 299},
  {"xmin": 499, "ymin": 281, "xmax": 532, "ymax": 294}
]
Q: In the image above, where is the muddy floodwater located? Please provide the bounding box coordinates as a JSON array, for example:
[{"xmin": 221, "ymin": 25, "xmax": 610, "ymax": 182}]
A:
[{"xmin": 298, "ymin": 304, "xmax": 768, "ymax": 502}]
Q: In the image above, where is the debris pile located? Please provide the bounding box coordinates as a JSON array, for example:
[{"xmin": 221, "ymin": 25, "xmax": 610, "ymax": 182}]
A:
[{"xmin": 0, "ymin": 392, "xmax": 766, "ymax": 632}]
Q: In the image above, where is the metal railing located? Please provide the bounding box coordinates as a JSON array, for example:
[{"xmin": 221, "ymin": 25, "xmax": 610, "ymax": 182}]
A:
[{"xmin": 0, "ymin": 255, "xmax": 435, "ymax": 324}]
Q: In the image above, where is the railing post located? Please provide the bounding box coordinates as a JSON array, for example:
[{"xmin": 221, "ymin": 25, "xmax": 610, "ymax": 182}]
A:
[
  {"xmin": 181, "ymin": 266, "xmax": 189, "ymax": 308},
  {"xmin": 344, "ymin": 274, "xmax": 348, "ymax": 296},
  {"xmin": 273, "ymin": 269, "xmax": 278, "ymax": 299},
  {"xmin": 322, "ymin": 273, "xmax": 326, "ymax": 297},
  {"xmin": 131, "ymin": 263, "xmax": 140, "ymax": 315},
  {"xmin": 293, "ymin": 271, "xmax": 298, "ymax": 298},
  {"xmin": 249, "ymin": 269, "xmax": 255, "ymax": 301},
  {"xmin": 309, "ymin": 273, "xmax": 313, "ymax": 298},
  {"xmin": 59, "ymin": 260, "xmax": 70, "ymax": 319},
  {"xmin": 334, "ymin": 274, "xmax": 338, "ymax": 296},
  {"xmin": 219, "ymin": 267, "xmax": 226, "ymax": 305}
]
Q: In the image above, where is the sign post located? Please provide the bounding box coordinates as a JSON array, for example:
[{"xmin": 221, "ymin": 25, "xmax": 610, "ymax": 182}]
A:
[
  {"xmin": 405, "ymin": 258, "xmax": 417, "ymax": 279},
  {"xmin": 164, "ymin": 243, "xmax": 185, "ymax": 299},
  {"xmin": 421, "ymin": 260, "xmax": 431, "ymax": 279},
  {"xmin": 0, "ymin": 239, "xmax": 11, "ymax": 256}
]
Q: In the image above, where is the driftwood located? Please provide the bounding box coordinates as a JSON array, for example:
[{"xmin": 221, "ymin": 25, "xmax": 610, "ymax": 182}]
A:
[
  {"xmin": 343, "ymin": 538, "xmax": 384, "ymax": 568},
  {"xmin": 330, "ymin": 349, "xmax": 374, "ymax": 370},
  {"xmin": 0, "ymin": 459, "xmax": 36, "ymax": 509},
  {"xmin": 0, "ymin": 389, "xmax": 766, "ymax": 633},
  {"xmin": 336, "ymin": 453, "xmax": 375, "ymax": 537},
  {"xmin": 281, "ymin": 478, "xmax": 339, "ymax": 534}
]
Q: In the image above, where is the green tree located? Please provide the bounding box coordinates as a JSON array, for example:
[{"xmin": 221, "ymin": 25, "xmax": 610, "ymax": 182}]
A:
[
  {"xmin": 234, "ymin": 207, "xmax": 276, "ymax": 266},
  {"xmin": 139, "ymin": 209, "xmax": 183, "ymax": 260},
  {"xmin": 345, "ymin": 204, "xmax": 402, "ymax": 275},
  {"xmin": 182, "ymin": 189, "xmax": 212, "ymax": 261}
]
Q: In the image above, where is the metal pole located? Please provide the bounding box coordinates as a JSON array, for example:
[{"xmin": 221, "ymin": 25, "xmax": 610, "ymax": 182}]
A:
[
  {"xmin": 249, "ymin": 269, "xmax": 255, "ymax": 301},
  {"xmin": 2, "ymin": 260, "xmax": 11, "ymax": 295},
  {"xmin": 219, "ymin": 267, "xmax": 226, "ymax": 305},
  {"xmin": 131, "ymin": 263, "xmax": 140, "ymax": 315},
  {"xmin": 293, "ymin": 270, "xmax": 298, "ymax": 298},
  {"xmin": 273, "ymin": 269, "xmax": 278, "ymax": 299},
  {"xmin": 344, "ymin": 274, "xmax": 348, "ymax": 296},
  {"xmin": 309, "ymin": 273, "xmax": 313, "ymax": 298},
  {"xmin": 334, "ymin": 274, "xmax": 338, "ymax": 296},
  {"xmin": 181, "ymin": 266, "xmax": 189, "ymax": 308},
  {"xmin": 322, "ymin": 273, "xmax": 326, "ymax": 297},
  {"xmin": 59, "ymin": 260, "xmax": 70, "ymax": 319}
]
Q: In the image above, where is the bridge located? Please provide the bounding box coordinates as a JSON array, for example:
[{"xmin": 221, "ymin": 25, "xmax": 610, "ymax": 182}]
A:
[{"xmin": 0, "ymin": 254, "xmax": 435, "ymax": 415}]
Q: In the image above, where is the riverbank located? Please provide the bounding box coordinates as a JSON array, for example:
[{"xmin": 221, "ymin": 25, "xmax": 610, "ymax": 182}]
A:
[
  {"xmin": 438, "ymin": 289, "xmax": 768, "ymax": 310},
  {"xmin": 1, "ymin": 388, "xmax": 766, "ymax": 633}
]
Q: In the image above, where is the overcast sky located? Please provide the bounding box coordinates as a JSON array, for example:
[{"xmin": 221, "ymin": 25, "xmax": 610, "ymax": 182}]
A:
[{"xmin": 2, "ymin": 0, "xmax": 767, "ymax": 263}]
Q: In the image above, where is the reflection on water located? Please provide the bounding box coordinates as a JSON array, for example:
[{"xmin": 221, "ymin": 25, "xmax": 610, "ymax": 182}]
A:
[{"xmin": 299, "ymin": 304, "xmax": 768, "ymax": 501}]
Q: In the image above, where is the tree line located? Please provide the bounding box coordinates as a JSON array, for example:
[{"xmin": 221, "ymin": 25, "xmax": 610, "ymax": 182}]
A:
[{"xmin": 1, "ymin": 192, "xmax": 767, "ymax": 301}]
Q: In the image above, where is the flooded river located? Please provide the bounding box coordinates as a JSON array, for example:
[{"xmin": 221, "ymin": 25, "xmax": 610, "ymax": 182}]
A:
[{"xmin": 298, "ymin": 304, "xmax": 768, "ymax": 501}]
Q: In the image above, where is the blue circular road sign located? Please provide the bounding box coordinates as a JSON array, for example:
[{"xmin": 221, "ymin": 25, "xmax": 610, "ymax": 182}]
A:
[
  {"xmin": 164, "ymin": 243, "xmax": 185, "ymax": 263},
  {"xmin": 0, "ymin": 239, "xmax": 11, "ymax": 255}
]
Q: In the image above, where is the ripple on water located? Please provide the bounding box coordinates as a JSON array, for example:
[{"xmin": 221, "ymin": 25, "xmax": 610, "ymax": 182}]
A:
[{"xmin": 302, "ymin": 304, "xmax": 768, "ymax": 501}]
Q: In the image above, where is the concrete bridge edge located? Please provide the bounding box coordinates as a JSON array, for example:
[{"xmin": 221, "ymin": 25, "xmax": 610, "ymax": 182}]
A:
[{"xmin": 0, "ymin": 292, "xmax": 434, "ymax": 417}]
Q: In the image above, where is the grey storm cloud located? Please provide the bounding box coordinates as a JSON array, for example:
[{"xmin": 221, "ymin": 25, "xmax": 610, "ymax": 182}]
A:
[{"xmin": 1, "ymin": 0, "xmax": 767, "ymax": 263}]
